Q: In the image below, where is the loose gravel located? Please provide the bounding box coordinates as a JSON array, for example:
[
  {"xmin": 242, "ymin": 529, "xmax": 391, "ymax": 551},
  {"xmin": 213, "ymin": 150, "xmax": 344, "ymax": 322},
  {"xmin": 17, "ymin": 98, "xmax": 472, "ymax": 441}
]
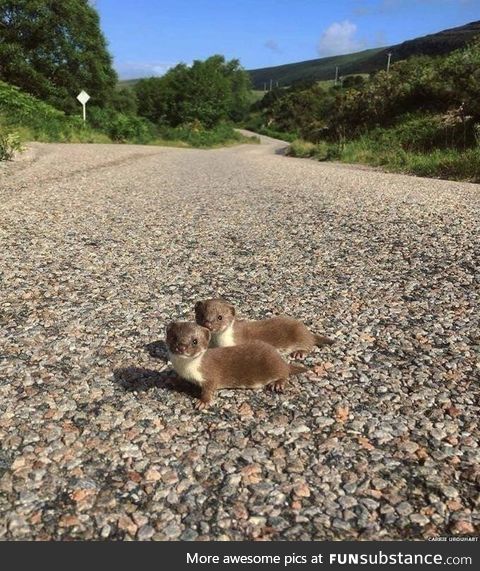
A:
[{"xmin": 0, "ymin": 135, "xmax": 479, "ymax": 540}]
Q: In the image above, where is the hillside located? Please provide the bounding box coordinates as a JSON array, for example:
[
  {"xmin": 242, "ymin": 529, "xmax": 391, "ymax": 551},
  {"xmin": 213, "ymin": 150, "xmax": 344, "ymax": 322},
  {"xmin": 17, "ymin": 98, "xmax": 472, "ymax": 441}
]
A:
[
  {"xmin": 248, "ymin": 20, "xmax": 480, "ymax": 88},
  {"xmin": 117, "ymin": 79, "xmax": 140, "ymax": 89}
]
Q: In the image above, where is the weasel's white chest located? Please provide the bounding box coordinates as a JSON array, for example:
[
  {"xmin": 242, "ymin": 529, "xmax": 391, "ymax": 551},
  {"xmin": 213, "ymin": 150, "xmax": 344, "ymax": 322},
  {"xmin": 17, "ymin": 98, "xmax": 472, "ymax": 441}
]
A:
[
  {"xmin": 213, "ymin": 325, "xmax": 235, "ymax": 347},
  {"xmin": 169, "ymin": 353, "xmax": 205, "ymax": 384}
]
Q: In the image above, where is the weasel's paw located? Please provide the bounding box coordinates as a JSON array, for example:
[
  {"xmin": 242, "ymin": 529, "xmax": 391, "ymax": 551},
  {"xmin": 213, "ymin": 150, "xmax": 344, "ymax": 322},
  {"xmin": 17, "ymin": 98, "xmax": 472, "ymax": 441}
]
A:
[
  {"xmin": 290, "ymin": 350, "xmax": 307, "ymax": 359},
  {"xmin": 268, "ymin": 380, "xmax": 286, "ymax": 393},
  {"xmin": 195, "ymin": 400, "xmax": 210, "ymax": 410}
]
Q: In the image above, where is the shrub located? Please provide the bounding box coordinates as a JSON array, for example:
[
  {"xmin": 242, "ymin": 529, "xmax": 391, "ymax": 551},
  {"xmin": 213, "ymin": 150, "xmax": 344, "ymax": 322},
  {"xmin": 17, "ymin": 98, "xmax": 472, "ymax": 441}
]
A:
[
  {"xmin": 88, "ymin": 107, "xmax": 155, "ymax": 143},
  {"xmin": 0, "ymin": 80, "xmax": 107, "ymax": 142},
  {"xmin": 135, "ymin": 56, "xmax": 251, "ymax": 128},
  {"xmin": 287, "ymin": 139, "xmax": 333, "ymax": 160},
  {"xmin": 0, "ymin": 130, "xmax": 24, "ymax": 160},
  {"xmin": 158, "ymin": 122, "xmax": 244, "ymax": 147},
  {"xmin": 287, "ymin": 140, "xmax": 317, "ymax": 158}
]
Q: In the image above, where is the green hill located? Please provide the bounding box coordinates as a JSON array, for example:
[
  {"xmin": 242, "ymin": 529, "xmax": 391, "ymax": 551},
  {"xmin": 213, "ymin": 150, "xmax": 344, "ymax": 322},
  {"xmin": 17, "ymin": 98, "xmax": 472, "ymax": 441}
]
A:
[
  {"xmin": 117, "ymin": 79, "xmax": 140, "ymax": 89},
  {"xmin": 248, "ymin": 20, "xmax": 480, "ymax": 88}
]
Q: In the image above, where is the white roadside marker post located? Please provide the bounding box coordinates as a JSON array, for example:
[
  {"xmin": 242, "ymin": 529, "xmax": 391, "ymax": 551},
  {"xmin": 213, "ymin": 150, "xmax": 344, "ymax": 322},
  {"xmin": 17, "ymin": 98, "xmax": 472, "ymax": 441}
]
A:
[{"xmin": 76, "ymin": 90, "xmax": 91, "ymax": 122}]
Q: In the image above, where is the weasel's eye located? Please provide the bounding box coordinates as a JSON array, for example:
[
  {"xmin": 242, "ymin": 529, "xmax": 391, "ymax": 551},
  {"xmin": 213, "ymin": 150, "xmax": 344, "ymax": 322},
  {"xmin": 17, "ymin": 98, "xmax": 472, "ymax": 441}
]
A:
[
  {"xmin": 192, "ymin": 339, "xmax": 198, "ymax": 345},
  {"xmin": 217, "ymin": 315, "xmax": 223, "ymax": 321}
]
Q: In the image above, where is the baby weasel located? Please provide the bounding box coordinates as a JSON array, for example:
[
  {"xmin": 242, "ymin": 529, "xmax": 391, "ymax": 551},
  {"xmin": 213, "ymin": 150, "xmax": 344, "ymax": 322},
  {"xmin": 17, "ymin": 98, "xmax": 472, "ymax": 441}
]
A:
[
  {"xmin": 195, "ymin": 298, "xmax": 334, "ymax": 358},
  {"xmin": 166, "ymin": 321, "xmax": 307, "ymax": 409}
]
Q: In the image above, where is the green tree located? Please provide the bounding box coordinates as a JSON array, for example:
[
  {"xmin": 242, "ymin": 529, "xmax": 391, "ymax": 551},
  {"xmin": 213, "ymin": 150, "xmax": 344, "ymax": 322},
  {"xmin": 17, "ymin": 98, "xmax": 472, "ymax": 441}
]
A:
[
  {"xmin": 111, "ymin": 87, "xmax": 138, "ymax": 115},
  {"xmin": 0, "ymin": 0, "xmax": 117, "ymax": 113},
  {"xmin": 135, "ymin": 55, "xmax": 251, "ymax": 128}
]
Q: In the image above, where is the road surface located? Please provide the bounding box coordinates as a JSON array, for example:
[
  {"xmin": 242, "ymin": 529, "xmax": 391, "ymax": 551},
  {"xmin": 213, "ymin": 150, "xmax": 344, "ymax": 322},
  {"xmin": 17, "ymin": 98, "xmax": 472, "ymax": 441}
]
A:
[{"xmin": 0, "ymin": 135, "xmax": 478, "ymax": 540}]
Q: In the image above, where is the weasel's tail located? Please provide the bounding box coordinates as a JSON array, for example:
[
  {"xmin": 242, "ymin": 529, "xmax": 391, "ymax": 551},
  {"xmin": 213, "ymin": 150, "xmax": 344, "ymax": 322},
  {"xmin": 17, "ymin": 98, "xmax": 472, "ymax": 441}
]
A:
[
  {"xmin": 289, "ymin": 363, "xmax": 309, "ymax": 376},
  {"xmin": 314, "ymin": 334, "xmax": 334, "ymax": 347}
]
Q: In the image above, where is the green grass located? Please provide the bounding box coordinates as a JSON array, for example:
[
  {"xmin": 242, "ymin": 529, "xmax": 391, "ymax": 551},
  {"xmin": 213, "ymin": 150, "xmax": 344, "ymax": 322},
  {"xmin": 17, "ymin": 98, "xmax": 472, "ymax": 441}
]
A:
[
  {"xmin": 0, "ymin": 131, "xmax": 24, "ymax": 160},
  {"xmin": 249, "ymin": 47, "xmax": 383, "ymax": 88},
  {"xmin": 285, "ymin": 110, "xmax": 480, "ymax": 183},
  {"xmin": 0, "ymin": 80, "xmax": 258, "ymax": 159},
  {"xmin": 250, "ymin": 90, "xmax": 267, "ymax": 103},
  {"xmin": 242, "ymin": 115, "xmax": 297, "ymax": 142},
  {"xmin": 0, "ymin": 80, "xmax": 111, "ymax": 144},
  {"xmin": 287, "ymin": 134, "xmax": 480, "ymax": 183},
  {"xmin": 157, "ymin": 122, "xmax": 259, "ymax": 148},
  {"xmin": 338, "ymin": 138, "xmax": 480, "ymax": 182},
  {"xmin": 286, "ymin": 139, "xmax": 330, "ymax": 160},
  {"xmin": 116, "ymin": 79, "xmax": 140, "ymax": 89}
]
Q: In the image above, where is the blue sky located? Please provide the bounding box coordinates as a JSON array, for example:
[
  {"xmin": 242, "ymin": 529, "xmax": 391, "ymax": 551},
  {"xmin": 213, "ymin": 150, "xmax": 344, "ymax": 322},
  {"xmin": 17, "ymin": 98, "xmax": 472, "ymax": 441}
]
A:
[{"xmin": 94, "ymin": 0, "xmax": 480, "ymax": 79}]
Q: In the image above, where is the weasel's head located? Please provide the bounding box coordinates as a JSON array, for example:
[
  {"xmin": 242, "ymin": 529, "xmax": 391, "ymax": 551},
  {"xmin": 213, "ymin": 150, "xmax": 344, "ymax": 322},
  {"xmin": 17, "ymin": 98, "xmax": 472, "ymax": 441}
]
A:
[
  {"xmin": 165, "ymin": 321, "xmax": 210, "ymax": 358},
  {"xmin": 194, "ymin": 298, "xmax": 235, "ymax": 333}
]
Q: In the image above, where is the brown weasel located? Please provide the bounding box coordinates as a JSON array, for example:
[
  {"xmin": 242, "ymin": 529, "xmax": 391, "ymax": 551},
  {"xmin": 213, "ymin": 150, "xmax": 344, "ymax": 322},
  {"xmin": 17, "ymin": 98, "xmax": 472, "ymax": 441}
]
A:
[
  {"xmin": 194, "ymin": 298, "xmax": 334, "ymax": 359},
  {"xmin": 165, "ymin": 321, "xmax": 307, "ymax": 409}
]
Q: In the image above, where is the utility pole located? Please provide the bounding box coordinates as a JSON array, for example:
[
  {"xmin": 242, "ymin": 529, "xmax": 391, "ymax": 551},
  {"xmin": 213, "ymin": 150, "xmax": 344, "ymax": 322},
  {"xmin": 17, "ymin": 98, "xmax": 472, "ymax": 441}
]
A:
[
  {"xmin": 387, "ymin": 52, "xmax": 392, "ymax": 74},
  {"xmin": 334, "ymin": 66, "xmax": 339, "ymax": 86},
  {"xmin": 269, "ymin": 78, "xmax": 273, "ymax": 91},
  {"xmin": 263, "ymin": 82, "xmax": 267, "ymax": 92},
  {"xmin": 276, "ymin": 80, "xmax": 279, "ymax": 88}
]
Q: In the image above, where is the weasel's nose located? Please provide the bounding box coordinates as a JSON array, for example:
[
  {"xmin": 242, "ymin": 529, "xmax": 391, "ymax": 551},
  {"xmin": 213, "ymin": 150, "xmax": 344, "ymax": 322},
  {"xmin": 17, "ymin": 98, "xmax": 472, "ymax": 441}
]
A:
[
  {"xmin": 176, "ymin": 344, "xmax": 187, "ymax": 353},
  {"xmin": 204, "ymin": 321, "xmax": 213, "ymax": 330}
]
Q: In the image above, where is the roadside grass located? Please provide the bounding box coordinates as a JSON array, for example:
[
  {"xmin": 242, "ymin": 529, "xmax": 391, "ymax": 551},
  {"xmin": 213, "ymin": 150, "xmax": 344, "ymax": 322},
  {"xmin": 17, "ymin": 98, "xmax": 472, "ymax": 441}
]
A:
[
  {"xmin": 286, "ymin": 139, "xmax": 331, "ymax": 160},
  {"xmin": 0, "ymin": 81, "xmax": 259, "ymax": 160},
  {"xmin": 285, "ymin": 113, "xmax": 480, "ymax": 183},
  {"xmin": 0, "ymin": 131, "xmax": 24, "ymax": 160},
  {"xmin": 286, "ymin": 135, "xmax": 480, "ymax": 183},
  {"xmin": 243, "ymin": 124, "xmax": 297, "ymax": 142},
  {"xmin": 157, "ymin": 122, "xmax": 259, "ymax": 148}
]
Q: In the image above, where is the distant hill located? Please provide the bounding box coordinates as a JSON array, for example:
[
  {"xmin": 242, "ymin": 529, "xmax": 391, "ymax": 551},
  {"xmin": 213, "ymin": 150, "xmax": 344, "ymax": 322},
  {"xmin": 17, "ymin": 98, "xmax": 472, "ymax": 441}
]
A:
[
  {"xmin": 248, "ymin": 20, "xmax": 480, "ymax": 88},
  {"xmin": 117, "ymin": 79, "xmax": 140, "ymax": 89}
]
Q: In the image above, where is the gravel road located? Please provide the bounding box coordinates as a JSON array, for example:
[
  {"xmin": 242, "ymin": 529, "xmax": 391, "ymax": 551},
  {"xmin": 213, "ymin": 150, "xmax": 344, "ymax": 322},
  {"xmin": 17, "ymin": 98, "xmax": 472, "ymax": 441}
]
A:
[{"xmin": 0, "ymin": 134, "xmax": 479, "ymax": 540}]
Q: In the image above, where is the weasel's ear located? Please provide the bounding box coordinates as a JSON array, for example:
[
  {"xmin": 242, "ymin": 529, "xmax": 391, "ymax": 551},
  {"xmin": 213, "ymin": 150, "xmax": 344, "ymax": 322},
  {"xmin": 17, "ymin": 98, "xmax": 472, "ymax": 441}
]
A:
[
  {"xmin": 165, "ymin": 322, "xmax": 175, "ymax": 338},
  {"xmin": 201, "ymin": 326, "xmax": 211, "ymax": 344},
  {"xmin": 194, "ymin": 301, "xmax": 203, "ymax": 314},
  {"xmin": 228, "ymin": 304, "xmax": 236, "ymax": 317}
]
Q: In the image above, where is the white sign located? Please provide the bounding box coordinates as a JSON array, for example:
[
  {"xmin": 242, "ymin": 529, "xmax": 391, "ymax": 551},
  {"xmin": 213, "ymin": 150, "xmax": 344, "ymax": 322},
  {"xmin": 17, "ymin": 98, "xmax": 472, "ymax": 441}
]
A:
[
  {"xmin": 76, "ymin": 90, "xmax": 90, "ymax": 121},
  {"xmin": 77, "ymin": 90, "xmax": 90, "ymax": 104}
]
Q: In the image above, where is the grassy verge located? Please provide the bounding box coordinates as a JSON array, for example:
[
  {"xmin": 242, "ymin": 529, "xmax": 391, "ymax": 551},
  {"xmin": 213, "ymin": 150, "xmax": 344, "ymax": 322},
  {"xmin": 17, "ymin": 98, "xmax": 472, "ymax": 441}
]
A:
[
  {"xmin": 157, "ymin": 123, "xmax": 259, "ymax": 148},
  {"xmin": 286, "ymin": 139, "xmax": 334, "ymax": 160},
  {"xmin": 287, "ymin": 131, "xmax": 480, "ymax": 183},
  {"xmin": 245, "ymin": 125, "xmax": 297, "ymax": 142},
  {"xmin": 0, "ymin": 81, "xmax": 258, "ymax": 161},
  {"xmin": 243, "ymin": 115, "xmax": 297, "ymax": 142},
  {"xmin": 338, "ymin": 138, "xmax": 480, "ymax": 182}
]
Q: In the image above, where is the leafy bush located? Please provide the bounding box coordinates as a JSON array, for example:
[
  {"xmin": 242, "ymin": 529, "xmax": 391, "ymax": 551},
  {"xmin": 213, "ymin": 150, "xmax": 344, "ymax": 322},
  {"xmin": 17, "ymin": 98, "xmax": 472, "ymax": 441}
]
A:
[
  {"xmin": 0, "ymin": 80, "xmax": 107, "ymax": 142},
  {"xmin": 0, "ymin": 79, "xmax": 255, "ymax": 150},
  {"xmin": 253, "ymin": 38, "xmax": 480, "ymax": 148},
  {"xmin": 243, "ymin": 115, "xmax": 297, "ymax": 141},
  {"xmin": 287, "ymin": 139, "xmax": 338, "ymax": 160},
  {"xmin": 87, "ymin": 107, "xmax": 155, "ymax": 143},
  {"xmin": 158, "ymin": 122, "xmax": 247, "ymax": 148},
  {"xmin": 250, "ymin": 37, "xmax": 480, "ymax": 181},
  {"xmin": 135, "ymin": 55, "xmax": 251, "ymax": 128},
  {"xmin": 0, "ymin": 130, "xmax": 24, "ymax": 160},
  {"xmin": 286, "ymin": 140, "xmax": 316, "ymax": 158}
]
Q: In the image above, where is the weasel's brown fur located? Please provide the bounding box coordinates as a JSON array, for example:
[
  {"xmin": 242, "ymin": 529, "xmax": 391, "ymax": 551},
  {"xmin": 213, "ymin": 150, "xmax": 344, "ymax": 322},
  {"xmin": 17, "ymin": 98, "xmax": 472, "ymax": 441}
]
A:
[
  {"xmin": 195, "ymin": 298, "xmax": 334, "ymax": 359},
  {"xmin": 166, "ymin": 321, "xmax": 307, "ymax": 408}
]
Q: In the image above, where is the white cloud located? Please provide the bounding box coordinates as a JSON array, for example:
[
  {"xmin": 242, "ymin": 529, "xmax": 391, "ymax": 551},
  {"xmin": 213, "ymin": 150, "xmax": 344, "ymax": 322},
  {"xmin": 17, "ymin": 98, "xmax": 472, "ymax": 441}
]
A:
[
  {"xmin": 317, "ymin": 20, "xmax": 364, "ymax": 56},
  {"xmin": 264, "ymin": 39, "xmax": 281, "ymax": 53},
  {"xmin": 115, "ymin": 61, "xmax": 176, "ymax": 80}
]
